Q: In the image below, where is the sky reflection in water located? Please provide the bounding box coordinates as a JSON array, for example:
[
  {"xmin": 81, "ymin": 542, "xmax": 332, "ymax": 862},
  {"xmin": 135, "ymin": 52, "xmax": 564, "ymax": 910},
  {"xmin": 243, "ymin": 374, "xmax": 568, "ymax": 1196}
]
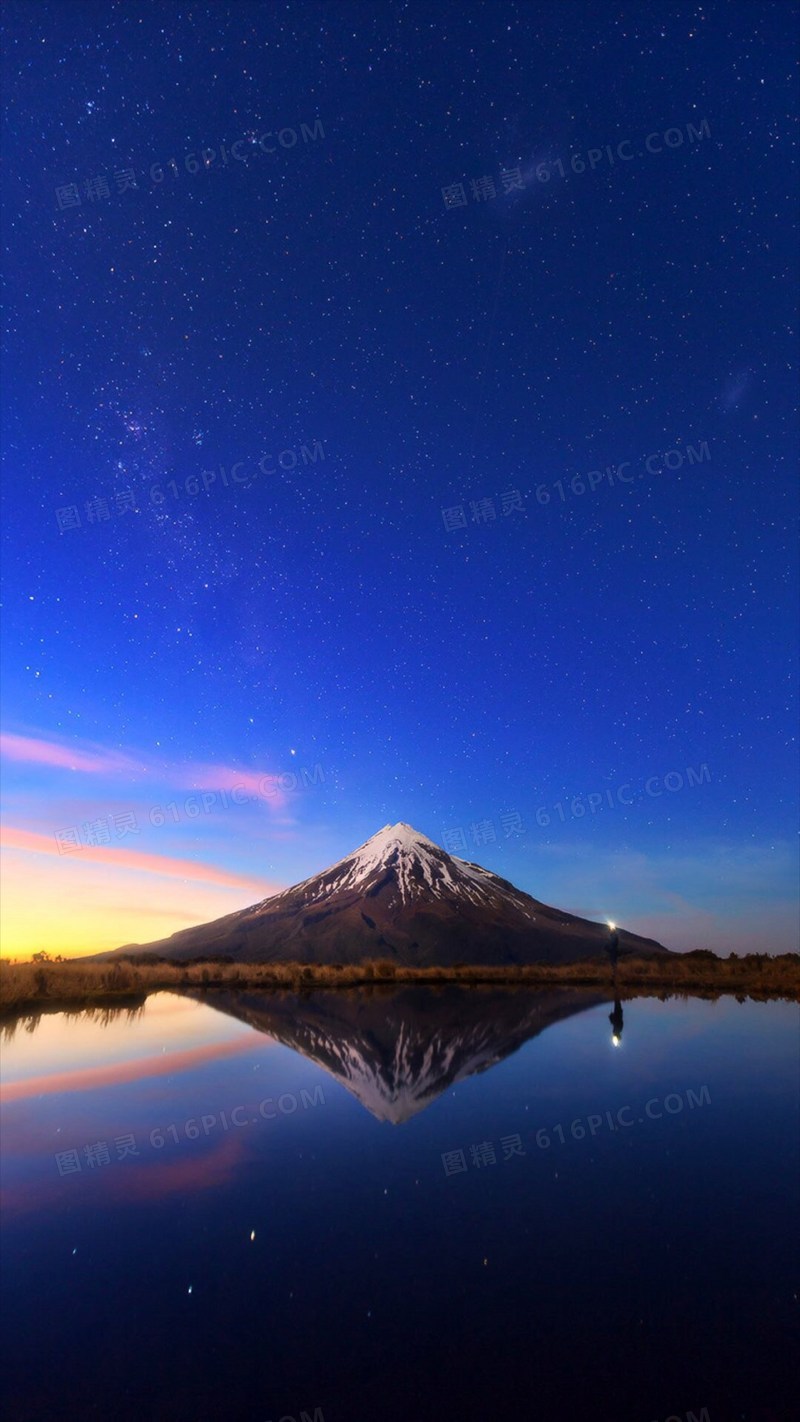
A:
[{"xmin": 1, "ymin": 988, "xmax": 797, "ymax": 1422}]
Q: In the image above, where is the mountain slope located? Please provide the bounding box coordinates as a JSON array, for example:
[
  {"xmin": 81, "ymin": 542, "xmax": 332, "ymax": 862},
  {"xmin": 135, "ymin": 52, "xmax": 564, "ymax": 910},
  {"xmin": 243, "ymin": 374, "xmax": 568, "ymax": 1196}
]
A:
[{"xmin": 107, "ymin": 821, "xmax": 669, "ymax": 965}]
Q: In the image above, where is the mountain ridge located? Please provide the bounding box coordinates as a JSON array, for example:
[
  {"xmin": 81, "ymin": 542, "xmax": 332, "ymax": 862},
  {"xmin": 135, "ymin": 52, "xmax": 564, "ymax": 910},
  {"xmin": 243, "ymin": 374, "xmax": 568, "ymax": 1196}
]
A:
[{"xmin": 102, "ymin": 821, "xmax": 669, "ymax": 965}]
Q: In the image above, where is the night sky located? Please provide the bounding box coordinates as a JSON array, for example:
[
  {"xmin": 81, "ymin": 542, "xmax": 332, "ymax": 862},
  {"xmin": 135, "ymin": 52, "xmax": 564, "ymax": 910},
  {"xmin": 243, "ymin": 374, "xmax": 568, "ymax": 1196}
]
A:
[{"xmin": 1, "ymin": 0, "xmax": 797, "ymax": 957}]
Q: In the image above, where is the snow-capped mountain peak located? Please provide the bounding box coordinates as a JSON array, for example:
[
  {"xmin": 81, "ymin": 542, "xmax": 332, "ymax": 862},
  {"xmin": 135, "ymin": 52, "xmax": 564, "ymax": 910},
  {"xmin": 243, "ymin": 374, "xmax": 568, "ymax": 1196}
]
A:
[
  {"xmin": 111, "ymin": 820, "xmax": 669, "ymax": 967},
  {"xmin": 277, "ymin": 821, "xmax": 464, "ymax": 908},
  {"xmin": 259, "ymin": 820, "xmax": 543, "ymax": 921}
]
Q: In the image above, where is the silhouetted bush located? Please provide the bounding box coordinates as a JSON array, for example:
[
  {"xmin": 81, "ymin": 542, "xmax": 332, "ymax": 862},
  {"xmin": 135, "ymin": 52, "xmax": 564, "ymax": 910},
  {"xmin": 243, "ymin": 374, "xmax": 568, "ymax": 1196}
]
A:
[{"xmin": 1, "ymin": 951, "xmax": 798, "ymax": 1013}]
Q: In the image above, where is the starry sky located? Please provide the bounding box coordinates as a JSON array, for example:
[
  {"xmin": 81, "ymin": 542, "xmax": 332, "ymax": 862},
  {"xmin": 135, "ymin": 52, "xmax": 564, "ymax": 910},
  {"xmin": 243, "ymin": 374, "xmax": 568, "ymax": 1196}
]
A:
[{"xmin": 1, "ymin": 0, "xmax": 797, "ymax": 958}]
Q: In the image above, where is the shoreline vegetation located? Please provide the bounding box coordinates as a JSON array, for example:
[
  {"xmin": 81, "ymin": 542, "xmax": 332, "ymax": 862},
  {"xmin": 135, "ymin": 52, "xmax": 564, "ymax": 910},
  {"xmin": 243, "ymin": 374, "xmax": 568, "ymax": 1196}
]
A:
[{"xmin": 0, "ymin": 951, "xmax": 798, "ymax": 1015}]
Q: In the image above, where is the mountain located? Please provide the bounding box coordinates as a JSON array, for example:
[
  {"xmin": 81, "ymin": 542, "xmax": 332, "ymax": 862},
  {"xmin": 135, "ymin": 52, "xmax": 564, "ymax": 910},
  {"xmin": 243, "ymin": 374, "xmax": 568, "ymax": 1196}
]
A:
[
  {"xmin": 182, "ymin": 983, "xmax": 614, "ymax": 1123},
  {"xmin": 108, "ymin": 821, "xmax": 669, "ymax": 965}
]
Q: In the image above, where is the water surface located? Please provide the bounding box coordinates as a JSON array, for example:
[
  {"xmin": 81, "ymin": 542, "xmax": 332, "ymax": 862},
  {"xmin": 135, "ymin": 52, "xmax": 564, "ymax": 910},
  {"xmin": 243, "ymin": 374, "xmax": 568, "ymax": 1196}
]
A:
[{"xmin": 1, "ymin": 987, "xmax": 797, "ymax": 1421}]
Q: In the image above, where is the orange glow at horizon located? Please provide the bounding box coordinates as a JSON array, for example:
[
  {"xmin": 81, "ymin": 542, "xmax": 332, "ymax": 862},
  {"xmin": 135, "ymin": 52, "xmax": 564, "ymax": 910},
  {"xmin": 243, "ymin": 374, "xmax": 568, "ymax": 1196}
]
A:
[{"xmin": 0, "ymin": 843, "xmax": 283, "ymax": 960}]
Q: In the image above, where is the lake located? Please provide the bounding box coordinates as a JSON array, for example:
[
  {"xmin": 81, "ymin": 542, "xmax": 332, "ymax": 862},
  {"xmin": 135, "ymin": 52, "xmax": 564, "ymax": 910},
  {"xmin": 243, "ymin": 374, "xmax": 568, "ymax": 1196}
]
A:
[{"xmin": 1, "ymin": 986, "xmax": 797, "ymax": 1422}]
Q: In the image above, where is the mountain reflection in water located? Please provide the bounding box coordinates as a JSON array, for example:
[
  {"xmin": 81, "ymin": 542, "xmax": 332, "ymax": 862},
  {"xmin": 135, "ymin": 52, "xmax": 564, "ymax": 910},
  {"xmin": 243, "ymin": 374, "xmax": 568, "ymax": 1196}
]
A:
[
  {"xmin": 181, "ymin": 983, "xmax": 612, "ymax": 1122},
  {"xmin": 1, "ymin": 986, "xmax": 797, "ymax": 1422}
]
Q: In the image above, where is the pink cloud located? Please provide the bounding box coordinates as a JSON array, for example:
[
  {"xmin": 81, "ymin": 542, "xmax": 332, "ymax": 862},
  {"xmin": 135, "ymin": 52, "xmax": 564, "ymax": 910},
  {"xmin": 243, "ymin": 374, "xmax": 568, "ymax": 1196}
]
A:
[
  {"xmin": 0, "ymin": 1037, "xmax": 259, "ymax": 1103},
  {"xmin": 0, "ymin": 1130, "xmax": 251, "ymax": 1217},
  {"xmin": 165, "ymin": 761, "xmax": 290, "ymax": 808},
  {"xmin": 0, "ymin": 826, "xmax": 277, "ymax": 895},
  {"xmin": 0, "ymin": 731, "xmax": 293, "ymax": 809},
  {"xmin": 109, "ymin": 1130, "xmax": 250, "ymax": 1203},
  {"xmin": 0, "ymin": 732, "xmax": 145, "ymax": 777}
]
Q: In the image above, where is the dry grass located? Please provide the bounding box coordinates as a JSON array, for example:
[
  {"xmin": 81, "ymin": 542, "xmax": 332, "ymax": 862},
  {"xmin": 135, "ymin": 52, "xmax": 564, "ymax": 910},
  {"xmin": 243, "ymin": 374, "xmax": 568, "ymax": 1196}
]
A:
[{"xmin": 1, "ymin": 950, "xmax": 798, "ymax": 1014}]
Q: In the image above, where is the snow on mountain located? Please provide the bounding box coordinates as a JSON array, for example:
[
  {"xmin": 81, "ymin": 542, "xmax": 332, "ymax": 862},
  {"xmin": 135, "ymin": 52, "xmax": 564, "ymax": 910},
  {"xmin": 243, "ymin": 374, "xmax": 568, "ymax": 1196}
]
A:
[
  {"xmin": 107, "ymin": 820, "xmax": 669, "ymax": 966},
  {"xmin": 186, "ymin": 983, "xmax": 613, "ymax": 1124},
  {"xmin": 261, "ymin": 821, "xmax": 537, "ymax": 918}
]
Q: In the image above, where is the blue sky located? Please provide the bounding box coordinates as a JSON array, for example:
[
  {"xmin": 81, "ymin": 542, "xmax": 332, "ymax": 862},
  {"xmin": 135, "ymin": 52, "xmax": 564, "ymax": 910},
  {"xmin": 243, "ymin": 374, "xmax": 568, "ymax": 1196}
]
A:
[{"xmin": 1, "ymin": 0, "xmax": 797, "ymax": 955}]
